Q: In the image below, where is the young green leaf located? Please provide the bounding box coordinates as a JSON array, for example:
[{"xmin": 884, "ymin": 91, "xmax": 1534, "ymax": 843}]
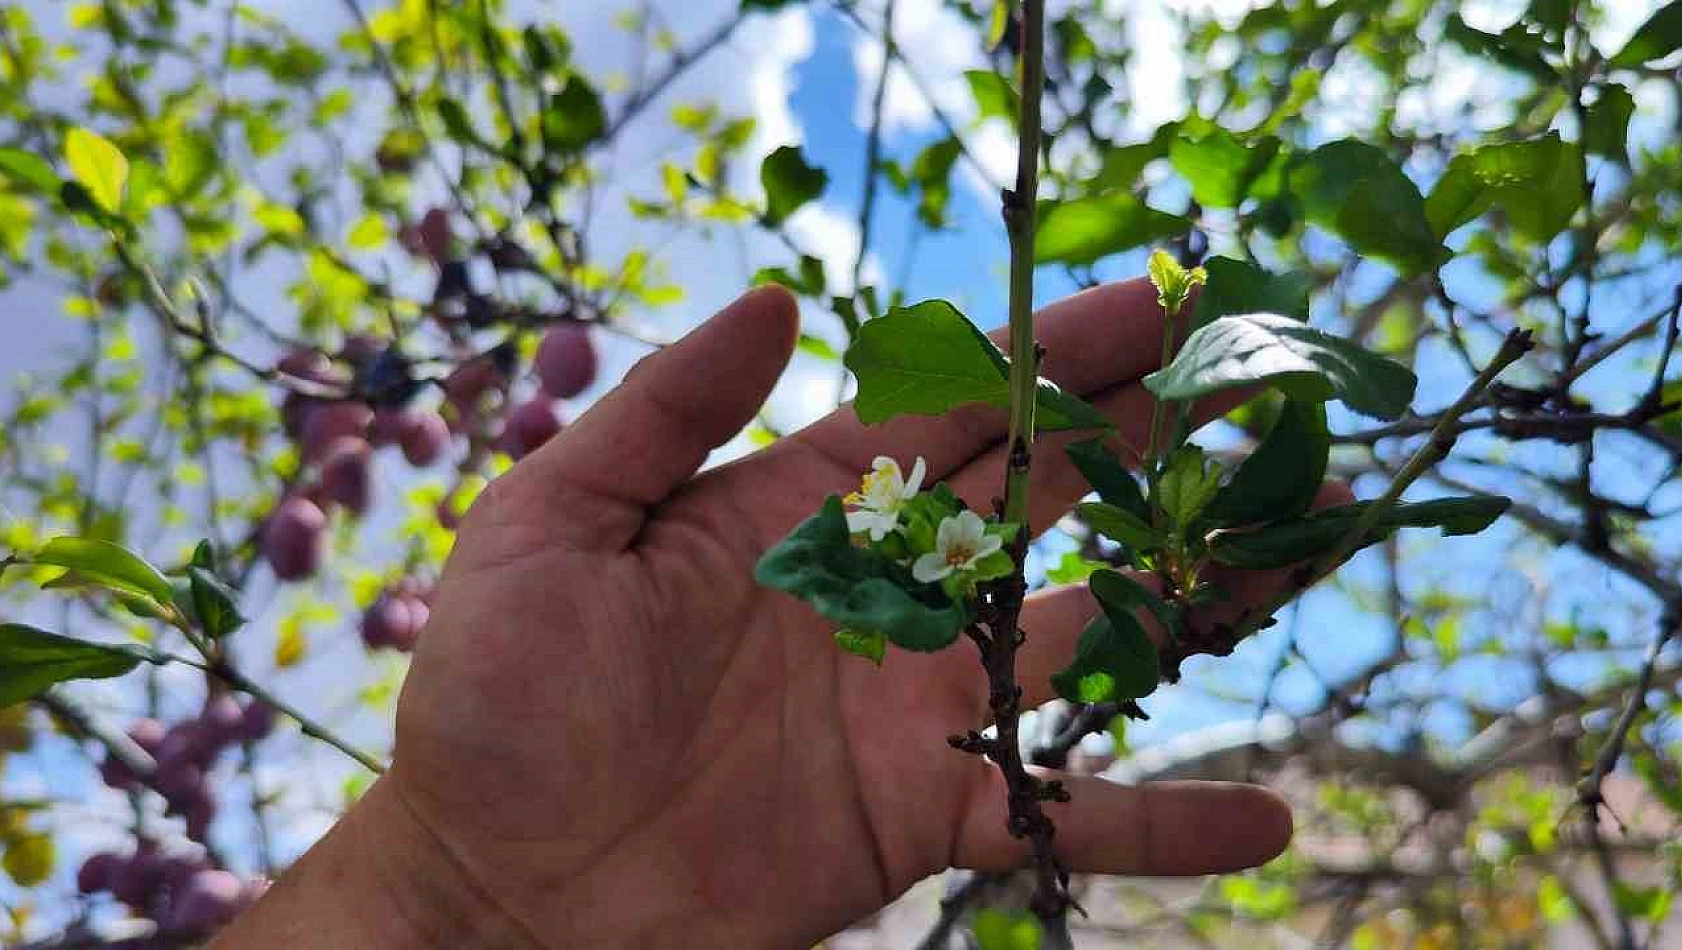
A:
[
  {"xmin": 1146, "ymin": 249, "xmax": 1206, "ymax": 316},
  {"xmin": 1208, "ymin": 495, "xmax": 1512, "ymax": 570},
  {"xmin": 1050, "ymin": 609, "xmax": 1159, "ymax": 704},
  {"xmin": 833, "ymin": 628, "xmax": 887, "ymax": 665},
  {"xmin": 1142, "ymin": 313, "xmax": 1418, "ymax": 420},
  {"xmin": 760, "ymin": 145, "xmax": 828, "ymax": 227},
  {"xmin": 1065, "ymin": 439, "xmax": 1149, "ymax": 521},
  {"xmin": 1073, "ymin": 502, "xmax": 1163, "ymax": 553},
  {"xmin": 63, "ymin": 128, "xmax": 128, "ymax": 215},
  {"xmin": 1290, "ymin": 140, "xmax": 1448, "ymax": 275},
  {"xmin": 964, "ymin": 70, "xmax": 1020, "ymax": 125},
  {"xmin": 1425, "ymin": 133, "xmax": 1584, "ymax": 242},
  {"xmin": 972, "ymin": 909, "xmax": 1043, "ymax": 950},
  {"xmin": 755, "ymin": 496, "xmax": 967, "ymax": 652},
  {"xmin": 31, "ymin": 536, "xmax": 174, "ymax": 606},
  {"xmin": 1034, "ymin": 193, "xmax": 1189, "ymax": 266},
  {"xmin": 1044, "ymin": 551, "xmax": 1104, "ymax": 585},
  {"xmin": 1193, "ymin": 257, "xmax": 1311, "ymax": 326},
  {"xmin": 1609, "ymin": 1, "xmax": 1682, "ymax": 67},
  {"xmin": 0, "ymin": 624, "xmax": 158, "ymax": 708},
  {"xmin": 1157, "ymin": 445, "xmax": 1222, "ymax": 529},
  {"xmin": 1205, "ymin": 399, "xmax": 1329, "ymax": 527},
  {"xmin": 844, "ymin": 300, "xmax": 1109, "ymax": 431}
]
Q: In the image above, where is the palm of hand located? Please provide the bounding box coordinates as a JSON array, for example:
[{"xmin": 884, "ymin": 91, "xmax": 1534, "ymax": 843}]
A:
[{"xmin": 389, "ymin": 285, "xmax": 1299, "ymax": 949}]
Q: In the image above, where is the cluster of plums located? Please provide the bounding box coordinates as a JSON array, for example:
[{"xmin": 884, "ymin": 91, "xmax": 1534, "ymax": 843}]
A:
[
  {"xmin": 81, "ymin": 697, "xmax": 274, "ymax": 943},
  {"xmin": 97, "ymin": 696, "xmax": 274, "ymax": 845},
  {"xmin": 77, "ymin": 843, "xmax": 266, "ymax": 943},
  {"xmin": 262, "ymin": 207, "xmax": 599, "ymax": 585}
]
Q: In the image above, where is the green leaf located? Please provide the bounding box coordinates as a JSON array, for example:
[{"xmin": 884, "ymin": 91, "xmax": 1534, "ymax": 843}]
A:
[
  {"xmin": 1425, "ymin": 133, "xmax": 1583, "ymax": 242},
  {"xmin": 760, "ymin": 145, "xmax": 828, "ymax": 227},
  {"xmin": 1065, "ymin": 439, "xmax": 1149, "ymax": 521},
  {"xmin": 1290, "ymin": 140, "xmax": 1448, "ymax": 275},
  {"xmin": 1089, "ymin": 142, "xmax": 1160, "ymax": 191},
  {"xmin": 1611, "ymin": 882, "xmax": 1673, "ymax": 923},
  {"xmin": 542, "ymin": 77, "xmax": 606, "ymax": 152},
  {"xmin": 1091, "ymin": 569, "xmax": 1180, "ymax": 641},
  {"xmin": 435, "ymin": 97, "xmax": 480, "ymax": 145},
  {"xmin": 1045, "ymin": 551, "xmax": 1104, "ymax": 585},
  {"xmin": 1525, "ymin": 0, "xmax": 1572, "ymax": 35},
  {"xmin": 1034, "ymin": 192, "xmax": 1189, "ymax": 266},
  {"xmin": 1050, "ymin": 607, "xmax": 1159, "ymax": 704},
  {"xmin": 908, "ymin": 136, "xmax": 961, "ymax": 229},
  {"xmin": 63, "ymin": 127, "xmax": 128, "ymax": 215},
  {"xmin": 1192, "ymin": 257, "xmax": 1311, "ymax": 326},
  {"xmin": 1584, "ymin": 83, "xmax": 1635, "ymax": 163},
  {"xmin": 755, "ymin": 497, "xmax": 967, "ymax": 652},
  {"xmin": 1444, "ymin": 14, "xmax": 1555, "ymax": 81},
  {"xmin": 973, "ymin": 909, "xmax": 1042, "ymax": 950},
  {"xmin": 986, "ymin": 1, "xmax": 1012, "ymax": 49},
  {"xmin": 965, "ymin": 70, "xmax": 1019, "ymax": 124},
  {"xmin": 1158, "ymin": 445, "xmax": 1222, "ymax": 528},
  {"xmin": 0, "ymin": 149, "xmax": 59, "ymax": 194},
  {"xmin": 1205, "ymin": 399, "xmax": 1328, "ymax": 527},
  {"xmin": 1074, "ymin": 502, "xmax": 1163, "ymax": 553},
  {"xmin": 0, "ymin": 623, "xmax": 156, "ymax": 708},
  {"xmin": 1610, "ymin": 1, "xmax": 1682, "ymax": 67},
  {"xmin": 1143, "ymin": 313, "xmax": 1419, "ymax": 420},
  {"xmin": 32, "ymin": 536, "xmax": 174, "ymax": 605},
  {"xmin": 1169, "ymin": 131, "xmax": 1279, "ymax": 208},
  {"xmin": 1208, "ymin": 496, "xmax": 1512, "ymax": 570},
  {"xmin": 187, "ymin": 565, "xmax": 245, "ymax": 640},
  {"xmin": 1147, "ymin": 248, "xmax": 1206, "ymax": 315},
  {"xmin": 833, "ymin": 628, "xmax": 886, "ymax": 665},
  {"xmin": 843, "ymin": 300, "xmax": 1109, "ymax": 431},
  {"xmin": 753, "ymin": 254, "xmax": 826, "ymax": 297}
]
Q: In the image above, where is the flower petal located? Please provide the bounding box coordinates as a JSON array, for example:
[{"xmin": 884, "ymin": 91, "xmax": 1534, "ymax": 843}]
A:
[
  {"xmin": 912, "ymin": 552, "xmax": 951, "ymax": 583},
  {"xmin": 904, "ymin": 456, "xmax": 926, "ymax": 497}
]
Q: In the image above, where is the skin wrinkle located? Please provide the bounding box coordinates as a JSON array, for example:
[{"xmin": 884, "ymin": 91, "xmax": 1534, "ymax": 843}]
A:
[
  {"xmin": 831, "ymin": 649, "xmax": 911, "ymax": 912},
  {"xmin": 381, "ymin": 770, "xmax": 550, "ymax": 950}
]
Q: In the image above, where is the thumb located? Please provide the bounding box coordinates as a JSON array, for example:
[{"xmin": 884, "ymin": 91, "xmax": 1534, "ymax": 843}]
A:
[{"xmin": 515, "ymin": 285, "xmax": 799, "ymax": 551}]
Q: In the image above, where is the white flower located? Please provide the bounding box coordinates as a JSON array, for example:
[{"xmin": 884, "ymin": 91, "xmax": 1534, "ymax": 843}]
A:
[
  {"xmin": 844, "ymin": 455, "xmax": 926, "ymax": 541},
  {"xmin": 912, "ymin": 510, "xmax": 1003, "ymax": 583}
]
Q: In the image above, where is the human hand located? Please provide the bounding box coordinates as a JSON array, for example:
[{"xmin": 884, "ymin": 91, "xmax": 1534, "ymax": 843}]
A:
[{"xmin": 218, "ymin": 280, "xmax": 1322, "ymax": 949}]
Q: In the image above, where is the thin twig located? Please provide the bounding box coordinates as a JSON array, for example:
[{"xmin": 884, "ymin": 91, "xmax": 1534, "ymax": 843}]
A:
[
  {"xmin": 600, "ymin": 14, "xmax": 746, "ymax": 143},
  {"xmin": 1203, "ymin": 329, "xmax": 1534, "ymax": 660}
]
